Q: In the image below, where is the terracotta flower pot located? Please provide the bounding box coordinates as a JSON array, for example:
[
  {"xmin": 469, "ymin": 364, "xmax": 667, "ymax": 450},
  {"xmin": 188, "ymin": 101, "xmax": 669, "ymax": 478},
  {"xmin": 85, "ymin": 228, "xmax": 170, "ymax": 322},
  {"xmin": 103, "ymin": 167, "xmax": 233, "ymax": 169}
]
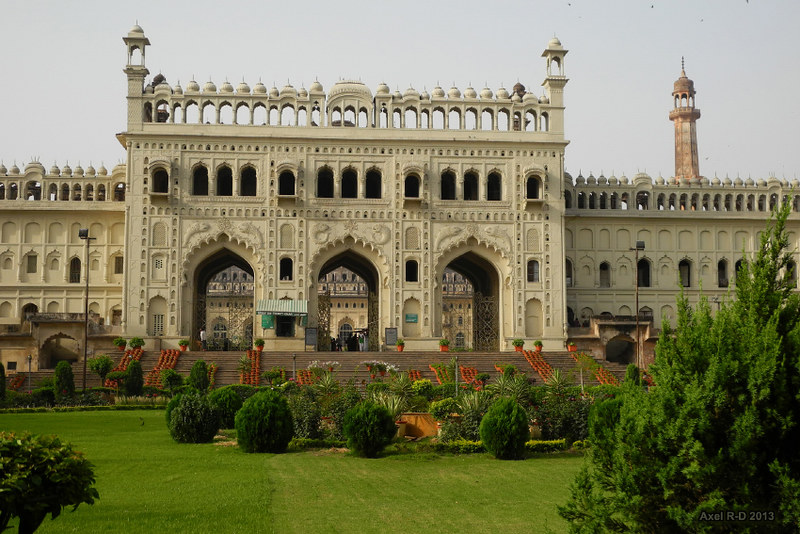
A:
[
  {"xmin": 440, "ymin": 345, "xmax": 449, "ymax": 352},
  {"xmin": 534, "ymin": 345, "xmax": 542, "ymax": 353},
  {"xmin": 179, "ymin": 345, "xmax": 187, "ymax": 352},
  {"xmin": 514, "ymin": 345, "xmax": 523, "ymax": 352},
  {"xmin": 568, "ymin": 345, "xmax": 577, "ymax": 352},
  {"xmin": 397, "ymin": 345, "xmax": 404, "ymax": 352}
]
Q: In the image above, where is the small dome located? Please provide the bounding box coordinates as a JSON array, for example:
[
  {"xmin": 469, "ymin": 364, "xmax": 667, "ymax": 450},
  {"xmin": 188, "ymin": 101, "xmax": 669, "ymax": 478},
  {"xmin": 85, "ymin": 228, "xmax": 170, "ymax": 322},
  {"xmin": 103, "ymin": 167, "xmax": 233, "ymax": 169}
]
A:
[
  {"xmin": 464, "ymin": 86, "xmax": 477, "ymax": 99},
  {"xmin": 745, "ymin": 177, "xmax": 755, "ymax": 186},
  {"xmin": 9, "ymin": 163, "xmax": 19, "ymax": 175},
  {"xmin": 767, "ymin": 175, "xmax": 780, "ymax": 186},
  {"xmin": 711, "ymin": 176, "xmax": 721, "ymax": 186},
  {"xmin": 280, "ymin": 84, "xmax": 297, "ymax": 97},
  {"xmin": 155, "ymin": 80, "xmax": 171, "ymax": 93},
  {"xmin": 539, "ymin": 95, "xmax": 550, "ymax": 104},
  {"xmin": 480, "ymin": 87, "xmax": 493, "ymax": 99},
  {"xmin": 734, "ymin": 177, "xmax": 744, "ymax": 186},
  {"xmin": 700, "ymin": 176, "xmax": 710, "ymax": 185},
  {"xmin": 220, "ymin": 81, "xmax": 234, "ymax": 93},
  {"xmin": 619, "ymin": 175, "xmax": 630, "ymax": 185},
  {"xmin": 298, "ymin": 87, "xmax": 308, "ymax": 98},
  {"xmin": 431, "ymin": 86, "xmax": 445, "ymax": 98},
  {"xmin": 548, "ymin": 36, "xmax": 562, "ymax": 48},
  {"xmin": 49, "ymin": 163, "xmax": 60, "ymax": 176},
  {"xmin": 564, "ymin": 171, "xmax": 573, "ymax": 184},
  {"xmin": 587, "ymin": 173, "xmax": 596, "ymax": 185},
  {"xmin": 792, "ymin": 178, "xmax": 800, "ymax": 188},
  {"xmin": 376, "ymin": 82, "xmax": 390, "ymax": 95},
  {"xmin": 403, "ymin": 87, "xmax": 419, "ymax": 99},
  {"xmin": 173, "ymin": 83, "xmax": 183, "ymax": 95},
  {"xmin": 673, "ymin": 70, "xmax": 695, "ymax": 95},
  {"xmin": 608, "ymin": 175, "xmax": 618, "ymax": 185},
  {"xmin": 86, "ymin": 164, "xmax": 96, "ymax": 176},
  {"xmin": 420, "ymin": 90, "xmax": 430, "ymax": 100},
  {"xmin": 512, "ymin": 82, "xmax": 526, "ymax": 98},
  {"xmin": 186, "ymin": 80, "xmax": 200, "ymax": 92},
  {"xmin": 393, "ymin": 90, "xmax": 403, "ymax": 100},
  {"xmin": 61, "ymin": 164, "xmax": 71, "ymax": 176},
  {"xmin": 634, "ymin": 172, "xmax": 652, "ymax": 185},
  {"xmin": 655, "ymin": 175, "xmax": 665, "ymax": 185},
  {"xmin": 253, "ymin": 81, "xmax": 267, "ymax": 94},
  {"xmin": 522, "ymin": 92, "xmax": 537, "ymax": 102},
  {"xmin": 144, "ymin": 85, "xmax": 154, "ymax": 94},
  {"xmin": 74, "ymin": 164, "xmax": 84, "ymax": 177},
  {"xmin": 269, "ymin": 86, "xmax": 279, "ymax": 98},
  {"xmin": 203, "ymin": 80, "xmax": 217, "ymax": 93},
  {"xmin": 597, "ymin": 174, "xmax": 608, "ymax": 185},
  {"xmin": 448, "ymin": 86, "xmax": 461, "ymax": 99},
  {"xmin": 575, "ymin": 173, "xmax": 585, "ymax": 185},
  {"xmin": 723, "ymin": 177, "xmax": 732, "ymax": 186},
  {"xmin": 310, "ymin": 80, "xmax": 324, "ymax": 92},
  {"xmin": 24, "ymin": 162, "xmax": 45, "ymax": 174},
  {"xmin": 98, "ymin": 164, "xmax": 108, "ymax": 176},
  {"xmin": 128, "ymin": 24, "xmax": 145, "ymax": 36},
  {"xmin": 511, "ymin": 93, "xmax": 521, "ymax": 103},
  {"xmin": 496, "ymin": 87, "xmax": 509, "ymax": 99},
  {"xmin": 237, "ymin": 81, "xmax": 250, "ymax": 94}
]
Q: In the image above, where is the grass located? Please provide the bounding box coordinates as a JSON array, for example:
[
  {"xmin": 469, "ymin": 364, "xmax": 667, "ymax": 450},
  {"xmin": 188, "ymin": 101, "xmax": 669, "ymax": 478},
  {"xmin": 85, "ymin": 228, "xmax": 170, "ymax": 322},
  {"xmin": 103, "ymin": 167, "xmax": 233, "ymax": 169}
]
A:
[{"xmin": 1, "ymin": 410, "xmax": 582, "ymax": 533}]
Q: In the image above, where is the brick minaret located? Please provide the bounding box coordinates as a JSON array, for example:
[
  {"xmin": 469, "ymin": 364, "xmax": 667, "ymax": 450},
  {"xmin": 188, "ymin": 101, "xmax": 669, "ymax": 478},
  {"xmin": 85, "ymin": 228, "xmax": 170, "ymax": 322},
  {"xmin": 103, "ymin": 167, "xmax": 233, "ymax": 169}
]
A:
[{"xmin": 669, "ymin": 59, "xmax": 701, "ymax": 184}]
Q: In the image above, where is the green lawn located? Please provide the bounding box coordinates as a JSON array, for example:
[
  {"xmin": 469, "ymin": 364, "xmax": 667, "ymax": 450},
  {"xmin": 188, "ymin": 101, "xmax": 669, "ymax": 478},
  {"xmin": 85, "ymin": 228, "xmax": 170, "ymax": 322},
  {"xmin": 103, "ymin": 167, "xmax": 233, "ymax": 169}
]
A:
[{"xmin": 1, "ymin": 411, "xmax": 581, "ymax": 533}]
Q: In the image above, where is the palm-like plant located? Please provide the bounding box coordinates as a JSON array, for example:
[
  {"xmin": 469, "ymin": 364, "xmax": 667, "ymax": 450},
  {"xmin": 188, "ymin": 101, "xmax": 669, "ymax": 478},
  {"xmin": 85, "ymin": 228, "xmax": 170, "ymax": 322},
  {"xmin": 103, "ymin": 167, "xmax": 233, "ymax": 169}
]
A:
[
  {"xmin": 374, "ymin": 392, "xmax": 408, "ymax": 421},
  {"xmin": 314, "ymin": 370, "xmax": 340, "ymax": 396}
]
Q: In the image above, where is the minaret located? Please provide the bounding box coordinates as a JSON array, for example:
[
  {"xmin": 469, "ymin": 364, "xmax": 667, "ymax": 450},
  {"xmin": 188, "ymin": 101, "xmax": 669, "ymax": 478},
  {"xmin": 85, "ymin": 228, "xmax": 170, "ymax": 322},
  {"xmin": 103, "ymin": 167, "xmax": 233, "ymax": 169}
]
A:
[
  {"xmin": 541, "ymin": 37, "xmax": 568, "ymax": 135},
  {"xmin": 123, "ymin": 24, "xmax": 150, "ymax": 131},
  {"xmin": 669, "ymin": 58, "xmax": 701, "ymax": 184}
]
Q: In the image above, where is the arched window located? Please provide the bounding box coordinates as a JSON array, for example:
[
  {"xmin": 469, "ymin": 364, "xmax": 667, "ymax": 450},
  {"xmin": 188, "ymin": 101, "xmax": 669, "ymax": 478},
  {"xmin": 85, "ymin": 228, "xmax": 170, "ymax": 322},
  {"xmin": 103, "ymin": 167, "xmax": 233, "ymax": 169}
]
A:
[
  {"xmin": 240, "ymin": 166, "xmax": 257, "ymax": 196},
  {"xmin": 341, "ymin": 168, "xmax": 358, "ymax": 198},
  {"xmin": 152, "ymin": 168, "xmax": 169, "ymax": 193},
  {"xmin": 317, "ymin": 168, "xmax": 334, "ymax": 198},
  {"xmin": 441, "ymin": 170, "xmax": 456, "ymax": 200},
  {"xmin": 278, "ymin": 171, "xmax": 295, "ymax": 196},
  {"xmin": 526, "ymin": 176, "xmax": 541, "ymax": 199},
  {"xmin": 679, "ymin": 259, "xmax": 692, "ymax": 287},
  {"xmin": 463, "ymin": 171, "xmax": 478, "ymax": 201},
  {"xmin": 69, "ymin": 257, "xmax": 81, "ymax": 283},
  {"xmin": 405, "ymin": 260, "xmax": 419, "ymax": 282},
  {"xmin": 193, "ymin": 166, "xmax": 208, "ymax": 195},
  {"xmin": 114, "ymin": 183, "xmax": 125, "ymax": 201},
  {"xmin": 404, "ymin": 174, "xmax": 420, "ymax": 198},
  {"xmin": 527, "ymin": 260, "xmax": 540, "ymax": 283},
  {"xmin": 339, "ymin": 323, "xmax": 353, "ymax": 340},
  {"xmin": 365, "ymin": 169, "xmax": 382, "ymax": 199},
  {"xmin": 565, "ymin": 258, "xmax": 573, "ymax": 287},
  {"xmin": 637, "ymin": 259, "xmax": 651, "ymax": 287},
  {"xmin": 717, "ymin": 259, "xmax": 728, "ymax": 287},
  {"xmin": 487, "ymin": 172, "xmax": 501, "ymax": 201},
  {"xmin": 599, "ymin": 262, "xmax": 611, "ymax": 287},
  {"xmin": 734, "ymin": 259, "xmax": 744, "ymax": 284},
  {"xmin": 279, "ymin": 258, "xmax": 293, "ymax": 281},
  {"xmin": 216, "ymin": 166, "xmax": 233, "ymax": 196},
  {"xmin": 455, "ymin": 332, "xmax": 465, "ymax": 348},
  {"xmin": 564, "ymin": 191, "xmax": 572, "ymax": 208}
]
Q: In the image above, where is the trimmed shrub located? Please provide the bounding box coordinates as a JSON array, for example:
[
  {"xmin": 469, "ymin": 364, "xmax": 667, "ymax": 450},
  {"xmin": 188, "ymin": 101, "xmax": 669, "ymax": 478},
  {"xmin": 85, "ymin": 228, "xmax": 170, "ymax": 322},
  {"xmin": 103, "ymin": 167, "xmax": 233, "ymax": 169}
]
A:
[
  {"xmin": 54, "ymin": 361, "xmax": 75, "ymax": 400},
  {"xmin": 429, "ymin": 397, "xmax": 458, "ymax": 421},
  {"xmin": 287, "ymin": 389, "xmax": 322, "ymax": 439},
  {"xmin": 342, "ymin": 401, "xmax": 396, "ymax": 458},
  {"xmin": 328, "ymin": 386, "xmax": 363, "ymax": 441},
  {"xmin": 160, "ymin": 368, "xmax": 184, "ymax": 392},
  {"xmin": 87, "ymin": 355, "xmax": 114, "ymax": 384},
  {"xmin": 227, "ymin": 384, "xmax": 260, "ymax": 403},
  {"xmin": 168, "ymin": 392, "xmax": 220, "ymax": 443},
  {"xmin": 208, "ymin": 386, "xmax": 243, "ymax": 429},
  {"xmin": 188, "ymin": 360, "xmax": 209, "ymax": 392},
  {"xmin": 0, "ymin": 361, "xmax": 5, "ymax": 400},
  {"xmin": 480, "ymin": 397, "xmax": 529, "ymax": 460},
  {"xmin": 124, "ymin": 360, "xmax": 144, "ymax": 396},
  {"xmin": 624, "ymin": 364, "xmax": 640, "ymax": 385},
  {"xmin": 411, "ymin": 378, "xmax": 434, "ymax": 399},
  {"xmin": 165, "ymin": 393, "xmax": 183, "ymax": 426},
  {"xmin": 235, "ymin": 390, "xmax": 294, "ymax": 453}
]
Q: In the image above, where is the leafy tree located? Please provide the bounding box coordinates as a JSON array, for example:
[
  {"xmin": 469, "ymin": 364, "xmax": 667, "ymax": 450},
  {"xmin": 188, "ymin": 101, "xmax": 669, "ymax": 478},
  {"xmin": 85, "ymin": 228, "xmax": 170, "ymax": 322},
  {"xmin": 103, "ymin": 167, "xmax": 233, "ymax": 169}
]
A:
[
  {"xmin": 623, "ymin": 363, "xmax": 640, "ymax": 386},
  {"xmin": 188, "ymin": 360, "xmax": 209, "ymax": 392},
  {"xmin": 160, "ymin": 368, "xmax": 183, "ymax": 393},
  {"xmin": 87, "ymin": 355, "xmax": 114, "ymax": 384},
  {"xmin": 54, "ymin": 361, "xmax": 75, "ymax": 401},
  {"xmin": 0, "ymin": 432, "xmax": 99, "ymax": 534},
  {"xmin": 560, "ymin": 201, "xmax": 800, "ymax": 532},
  {"xmin": 124, "ymin": 360, "xmax": 143, "ymax": 397}
]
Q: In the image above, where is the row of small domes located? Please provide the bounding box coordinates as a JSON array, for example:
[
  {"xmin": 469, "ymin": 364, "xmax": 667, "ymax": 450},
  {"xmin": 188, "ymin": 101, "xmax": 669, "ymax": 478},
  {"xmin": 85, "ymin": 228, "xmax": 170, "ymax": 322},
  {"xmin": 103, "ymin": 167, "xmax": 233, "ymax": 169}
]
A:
[
  {"xmin": 147, "ymin": 78, "xmax": 547, "ymax": 103},
  {"xmin": 571, "ymin": 172, "xmax": 798, "ymax": 188},
  {"xmin": 0, "ymin": 161, "xmax": 108, "ymax": 177}
]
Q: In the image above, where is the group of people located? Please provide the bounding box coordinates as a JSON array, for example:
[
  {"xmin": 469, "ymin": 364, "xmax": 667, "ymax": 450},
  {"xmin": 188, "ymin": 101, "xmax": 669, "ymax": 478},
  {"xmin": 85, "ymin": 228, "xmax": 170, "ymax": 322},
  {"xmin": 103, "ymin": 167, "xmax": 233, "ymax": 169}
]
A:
[{"xmin": 330, "ymin": 333, "xmax": 368, "ymax": 352}]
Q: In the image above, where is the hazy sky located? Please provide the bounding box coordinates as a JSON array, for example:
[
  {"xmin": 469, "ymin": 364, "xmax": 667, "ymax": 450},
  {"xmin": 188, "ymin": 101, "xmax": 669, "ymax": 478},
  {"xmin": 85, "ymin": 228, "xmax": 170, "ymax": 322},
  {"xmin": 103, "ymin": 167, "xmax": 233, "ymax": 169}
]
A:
[{"xmin": 1, "ymin": 0, "xmax": 798, "ymax": 180}]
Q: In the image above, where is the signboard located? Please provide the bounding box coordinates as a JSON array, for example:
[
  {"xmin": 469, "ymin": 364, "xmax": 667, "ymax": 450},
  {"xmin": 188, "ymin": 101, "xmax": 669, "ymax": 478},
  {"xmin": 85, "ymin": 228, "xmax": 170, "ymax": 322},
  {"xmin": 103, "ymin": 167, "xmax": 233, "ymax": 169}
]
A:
[
  {"xmin": 305, "ymin": 327, "xmax": 317, "ymax": 348},
  {"xmin": 384, "ymin": 327, "xmax": 398, "ymax": 347},
  {"xmin": 261, "ymin": 314, "xmax": 274, "ymax": 329},
  {"xmin": 404, "ymin": 314, "xmax": 418, "ymax": 323}
]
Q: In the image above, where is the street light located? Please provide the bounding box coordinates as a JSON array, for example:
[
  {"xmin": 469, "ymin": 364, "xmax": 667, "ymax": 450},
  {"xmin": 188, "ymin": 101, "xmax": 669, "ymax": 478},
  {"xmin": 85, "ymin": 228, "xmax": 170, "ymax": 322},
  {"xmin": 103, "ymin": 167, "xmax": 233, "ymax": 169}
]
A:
[
  {"xmin": 630, "ymin": 241, "xmax": 645, "ymax": 369},
  {"xmin": 27, "ymin": 354, "xmax": 32, "ymax": 393},
  {"xmin": 79, "ymin": 228, "xmax": 95, "ymax": 392}
]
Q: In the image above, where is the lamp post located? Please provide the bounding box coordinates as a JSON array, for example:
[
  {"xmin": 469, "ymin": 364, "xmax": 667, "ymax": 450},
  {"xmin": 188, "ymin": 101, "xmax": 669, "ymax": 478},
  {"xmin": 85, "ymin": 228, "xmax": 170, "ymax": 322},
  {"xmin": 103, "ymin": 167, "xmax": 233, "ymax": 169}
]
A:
[
  {"xmin": 27, "ymin": 354, "xmax": 32, "ymax": 393},
  {"xmin": 630, "ymin": 241, "xmax": 645, "ymax": 369},
  {"xmin": 79, "ymin": 228, "xmax": 95, "ymax": 392}
]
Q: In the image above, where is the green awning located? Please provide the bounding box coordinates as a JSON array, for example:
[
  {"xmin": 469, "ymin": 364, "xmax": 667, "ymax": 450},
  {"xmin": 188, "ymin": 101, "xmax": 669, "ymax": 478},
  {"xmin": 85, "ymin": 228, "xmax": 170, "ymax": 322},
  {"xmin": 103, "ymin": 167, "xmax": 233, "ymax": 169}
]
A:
[{"xmin": 256, "ymin": 299, "xmax": 308, "ymax": 316}]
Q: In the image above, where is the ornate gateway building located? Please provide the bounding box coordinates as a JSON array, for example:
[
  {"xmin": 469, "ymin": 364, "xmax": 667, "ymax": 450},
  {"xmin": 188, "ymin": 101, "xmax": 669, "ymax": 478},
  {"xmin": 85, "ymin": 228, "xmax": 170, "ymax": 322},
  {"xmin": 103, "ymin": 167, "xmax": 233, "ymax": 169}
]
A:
[{"xmin": 0, "ymin": 25, "xmax": 797, "ymax": 371}]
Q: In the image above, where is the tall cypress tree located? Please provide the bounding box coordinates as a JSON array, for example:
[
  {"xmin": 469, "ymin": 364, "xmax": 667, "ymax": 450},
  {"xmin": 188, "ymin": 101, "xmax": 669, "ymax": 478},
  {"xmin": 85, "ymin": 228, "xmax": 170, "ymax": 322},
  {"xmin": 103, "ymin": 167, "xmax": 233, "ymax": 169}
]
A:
[{"xmin": 560, "ymin": 200, "xmax": 800, "ymax": 532}]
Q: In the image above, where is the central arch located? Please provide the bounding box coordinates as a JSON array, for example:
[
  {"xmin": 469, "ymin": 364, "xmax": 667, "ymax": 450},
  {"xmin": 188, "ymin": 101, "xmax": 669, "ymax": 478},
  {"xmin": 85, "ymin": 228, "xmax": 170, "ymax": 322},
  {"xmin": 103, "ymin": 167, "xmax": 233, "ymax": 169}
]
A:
[
  {"xmin": 191, "ymin": 247, "xmax": 255, "ymax": 350},
  {"xmin": 435, "ymin": 244, "xmax": 502, "ymax": 351}
]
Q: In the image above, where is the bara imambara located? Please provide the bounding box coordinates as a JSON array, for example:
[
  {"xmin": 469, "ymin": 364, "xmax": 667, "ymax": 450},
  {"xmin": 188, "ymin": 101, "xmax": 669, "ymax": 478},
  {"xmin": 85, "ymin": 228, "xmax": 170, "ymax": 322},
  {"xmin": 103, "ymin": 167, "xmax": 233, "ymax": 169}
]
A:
[{"xmin": 1, "ymin": 25, "xmax": 798, "ymax": 374}]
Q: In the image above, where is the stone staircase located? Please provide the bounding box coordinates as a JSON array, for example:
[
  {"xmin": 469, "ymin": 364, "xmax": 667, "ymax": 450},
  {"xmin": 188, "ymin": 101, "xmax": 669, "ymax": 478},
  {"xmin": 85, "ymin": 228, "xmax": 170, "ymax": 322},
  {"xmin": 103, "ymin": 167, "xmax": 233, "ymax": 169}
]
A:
[{"xmin": 4, "ymin": 349, "xmax": 630, "ymax": 391}]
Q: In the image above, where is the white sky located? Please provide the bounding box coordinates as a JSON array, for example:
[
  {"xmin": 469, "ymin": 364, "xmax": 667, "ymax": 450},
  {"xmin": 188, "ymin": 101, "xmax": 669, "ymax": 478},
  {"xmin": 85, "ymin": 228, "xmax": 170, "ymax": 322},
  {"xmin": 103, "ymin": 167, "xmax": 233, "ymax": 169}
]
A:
[{"xmin": 1, "ymin": 0, "xmax": 798, "ymax": 180}]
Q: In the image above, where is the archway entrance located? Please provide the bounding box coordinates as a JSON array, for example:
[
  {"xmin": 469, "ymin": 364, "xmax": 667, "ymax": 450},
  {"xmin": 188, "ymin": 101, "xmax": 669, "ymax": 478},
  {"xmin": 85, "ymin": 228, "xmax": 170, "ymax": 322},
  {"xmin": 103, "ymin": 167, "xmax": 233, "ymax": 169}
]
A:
[
  {"xmin": 316, "ymin": 252, "xmax": 379, "ymax": 351},
  {"xmin": 39, "ymin": 333, "xmax": 79, "ymax": 369},
  {"xmin": 193, "ymin": 249, "xmax": 254, "ymax": 351},
  {"xmin": 441, "ymin": 252, "xmax": 499, "ymax": 351},
  {"xmin": 606, "ymin": 335, "xmax": 635, "ymax": 365}
]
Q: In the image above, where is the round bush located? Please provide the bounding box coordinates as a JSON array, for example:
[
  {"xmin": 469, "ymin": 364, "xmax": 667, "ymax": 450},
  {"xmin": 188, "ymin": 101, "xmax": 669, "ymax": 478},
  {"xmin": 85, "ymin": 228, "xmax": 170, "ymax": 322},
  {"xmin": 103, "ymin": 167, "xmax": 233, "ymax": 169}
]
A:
[
  {"xmin": 235, "ymin": 390, "xmax": 294, "ymax": 453},
  {"xmin": 54, "ymin": 360, "xmax": 75, "ymax": 400},
  {"xmin": 165, "ymin": 393, "xmax": 183, "ymax": 426},
  {"xmin": 208, "ymin": 386, "xmax": 243, "ymax": 429},
  {"xmin": 188, "ymin": 360, "xmax": 209, "ymax": 392},
  {"xmin": 343, "ymin": 401, "xmax": 396, "ymax": 458},
  {"xmin": 479, "ymin": 397, "xmax": 529, "ymax": 460},
  {"xmin": 125, "ymin": 360, "xmax": 144, "ymax": 396},
  {"xmin": 168, "ymin": 392, "xmax": 220, "ymax": 443}
]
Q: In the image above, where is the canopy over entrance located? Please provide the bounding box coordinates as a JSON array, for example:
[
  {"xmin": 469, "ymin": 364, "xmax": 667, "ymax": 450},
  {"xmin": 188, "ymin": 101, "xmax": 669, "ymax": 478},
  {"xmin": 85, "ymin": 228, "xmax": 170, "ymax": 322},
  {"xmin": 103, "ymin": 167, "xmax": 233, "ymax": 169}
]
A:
[{"xmin": 256, "ymin": 299, "xmax": 308, "ymax": 316}]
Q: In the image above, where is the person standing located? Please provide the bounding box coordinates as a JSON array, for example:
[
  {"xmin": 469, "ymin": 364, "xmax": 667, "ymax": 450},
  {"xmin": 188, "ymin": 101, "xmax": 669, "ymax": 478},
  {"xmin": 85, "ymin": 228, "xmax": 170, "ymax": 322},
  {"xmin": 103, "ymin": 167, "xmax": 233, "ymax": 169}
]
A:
[{"xmin": 199, "ymin": 328, "xmax": 207, "ymax": 350}]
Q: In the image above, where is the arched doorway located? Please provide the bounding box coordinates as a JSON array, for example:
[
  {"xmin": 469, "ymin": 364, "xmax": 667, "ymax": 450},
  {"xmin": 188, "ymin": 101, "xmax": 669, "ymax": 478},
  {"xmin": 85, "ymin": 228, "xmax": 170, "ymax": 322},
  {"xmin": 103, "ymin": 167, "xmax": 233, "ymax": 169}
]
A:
[
  {"xmin": 315, "ymin": 251, "xmax": 380, "ymax": 351},
  {"xmin": 39, "ymin": 333, "xmax": 79, "ymax": 369},
  {"xmin": 606, "ymin": 334, "xmax": 635, "ymax": 365},
  {"xmin": 438, "ymin": 249, "xmax": 500, "ymax": 351},
  {"xmin": 193, "ymin": 248, "xmax": 255, "ymax": 351}
]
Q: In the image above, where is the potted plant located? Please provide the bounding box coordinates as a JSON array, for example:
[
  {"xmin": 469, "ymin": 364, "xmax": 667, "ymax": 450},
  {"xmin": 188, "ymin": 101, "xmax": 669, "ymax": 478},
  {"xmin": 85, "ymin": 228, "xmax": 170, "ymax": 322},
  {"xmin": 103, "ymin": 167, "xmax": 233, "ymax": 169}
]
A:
[
  {"xmin": 439, "ymin": 339, "xmax": 450, "ymax": 352},
  {"xmin": 113, "ymin": 337, "xmax": 127, "ymax": 351},
  {"xmin": 512, "ymin": 338, "xmax": 525, "ymax": 352},
  {"xmin": 178, "ymin": 339, "xmax": 189, "ymax": 351},
  {"xmin": 396, "ymin": 339, "xmax": 405, "ymax": 352},
  {"xmin": 129, "ymin": 337, "xmax": 144, "ymax": 349},
  {"xmin": 533, "ymin": 340, "xmax": 543, "ymax": 352},
  {"xmin": 567, "ymin": 341, "xmax": 577, "ymax": 352},
  {"xmin": 253, "ymin": 338, "xmax": 265, "ymax": 353}
]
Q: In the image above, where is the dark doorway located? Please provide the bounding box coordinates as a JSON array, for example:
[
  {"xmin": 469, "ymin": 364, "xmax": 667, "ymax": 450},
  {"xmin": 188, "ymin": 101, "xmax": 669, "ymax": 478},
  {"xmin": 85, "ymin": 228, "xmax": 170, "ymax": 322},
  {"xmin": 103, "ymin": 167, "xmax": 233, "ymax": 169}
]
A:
[{"xmin": 442, "ymin": 251, "xmax": 499, "ymax": 351}]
